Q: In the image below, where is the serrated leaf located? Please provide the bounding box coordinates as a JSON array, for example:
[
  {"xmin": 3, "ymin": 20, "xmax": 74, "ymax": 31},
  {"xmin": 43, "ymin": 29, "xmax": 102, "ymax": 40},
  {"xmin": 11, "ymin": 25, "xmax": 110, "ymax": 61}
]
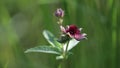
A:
[
  {"xmin": 25, "ymin": 46, "xmax": 61, "ymax": 55},
  {"xmin": 43, "ymin": 30, "xmax": 61, "ymax": 47},
  {"xmin": 63, "ymin": 39, "xmax": 80, "ymax": 51}
]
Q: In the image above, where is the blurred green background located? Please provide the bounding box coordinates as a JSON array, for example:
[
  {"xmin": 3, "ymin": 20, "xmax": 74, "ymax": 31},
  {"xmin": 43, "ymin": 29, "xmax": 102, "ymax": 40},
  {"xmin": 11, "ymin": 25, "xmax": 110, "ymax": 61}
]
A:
[{"xmin": 0, "ymin": 0, "xmax": 120, "ymax": 68}]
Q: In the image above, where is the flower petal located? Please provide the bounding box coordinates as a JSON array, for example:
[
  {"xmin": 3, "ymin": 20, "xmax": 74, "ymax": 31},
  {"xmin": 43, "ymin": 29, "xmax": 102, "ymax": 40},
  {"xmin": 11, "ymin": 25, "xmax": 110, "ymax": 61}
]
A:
[
  {"xmin": 79, "ymin": 28, "xmax": 82, "ymax": 31},
  {"xmin": 81, "ymin": 33, "xmax": 87, "ymax": 39},
  {"xmin": 74, "ymin": 33, "xmax": 81, "ymax": 40},
  {"xmin": 75, "ymin": 33, "xmax": 87, "ymax": 40}
]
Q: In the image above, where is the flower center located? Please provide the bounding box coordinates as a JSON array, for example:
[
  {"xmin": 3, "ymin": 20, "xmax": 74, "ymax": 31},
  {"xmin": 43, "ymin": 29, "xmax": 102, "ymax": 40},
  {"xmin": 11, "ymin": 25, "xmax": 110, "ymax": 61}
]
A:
[{"xmin": 69, "ymin": 30, "xmax": 75, "ymax": 35}]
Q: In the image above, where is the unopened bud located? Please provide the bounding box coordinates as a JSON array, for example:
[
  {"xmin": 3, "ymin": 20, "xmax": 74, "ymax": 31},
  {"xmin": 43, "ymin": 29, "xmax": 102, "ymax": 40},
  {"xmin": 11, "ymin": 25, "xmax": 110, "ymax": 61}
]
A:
[{"xmin": 54, "ymin": 8, "xmax": 64, "ymax": 18}]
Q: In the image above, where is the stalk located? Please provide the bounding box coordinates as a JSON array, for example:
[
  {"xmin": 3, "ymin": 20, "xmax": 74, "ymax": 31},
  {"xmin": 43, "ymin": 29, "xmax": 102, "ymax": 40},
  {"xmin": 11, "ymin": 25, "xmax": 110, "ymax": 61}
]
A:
[{"xmin": 58, "ymin": 41, "xmax": 69, "ymax": 68}]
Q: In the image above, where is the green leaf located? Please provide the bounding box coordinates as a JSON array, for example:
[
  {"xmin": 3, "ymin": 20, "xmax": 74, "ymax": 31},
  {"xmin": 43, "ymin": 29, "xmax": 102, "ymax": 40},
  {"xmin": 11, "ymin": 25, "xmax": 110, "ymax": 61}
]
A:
[
  {"xmin": 56, "ymin": 52, "xmax": 73, "ymax": 60},
  {"xmin": 56, "ymin": 55, "xmax": 64, "ymax": 60},
  {"xmin": 25, "ymin": 46, "xmax": 61, "ymax": 55},
  {"xmin": 43, "ymin": 30, "xmax": 61, "ymax": 47},
  {"xmin": 63, "ymin": 39, "xmax": 80, "ymax": 51}
]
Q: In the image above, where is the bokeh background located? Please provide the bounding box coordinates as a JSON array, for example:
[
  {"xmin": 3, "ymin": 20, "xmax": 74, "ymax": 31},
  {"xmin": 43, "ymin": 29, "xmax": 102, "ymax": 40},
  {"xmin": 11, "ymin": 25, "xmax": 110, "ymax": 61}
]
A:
[{"xmin": 0, "ymin": 0, "xmax": 120, "ymax": 68}]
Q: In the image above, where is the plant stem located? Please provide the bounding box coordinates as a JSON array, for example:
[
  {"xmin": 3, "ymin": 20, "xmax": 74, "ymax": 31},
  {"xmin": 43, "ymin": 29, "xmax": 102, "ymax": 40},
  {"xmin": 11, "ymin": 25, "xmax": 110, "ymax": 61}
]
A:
[
  {"xmin": 58, "ymin": 62, "xmax": 62, "ymax": 68},
  {"xmin": 64, "ymin": 41, "xmax": 69, "ymax": 59},
  {"xmin": 58, "ymin": 41, "xmax": 69, "ymax": 68},
  {"xmin": 58, "ymin": 59, "xmax": 66, "ymax": 68},
  {"xmin": 65, "ymin": 41, "xmax": 69, "ymax": 58}
]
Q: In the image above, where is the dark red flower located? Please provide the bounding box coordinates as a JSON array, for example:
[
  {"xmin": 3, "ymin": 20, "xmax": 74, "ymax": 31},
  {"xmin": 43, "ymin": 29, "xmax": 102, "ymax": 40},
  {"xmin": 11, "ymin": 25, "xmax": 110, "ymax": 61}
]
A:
[{"xmin": 60, "ymin": 25, "xmax": 87, "ymax": 41}]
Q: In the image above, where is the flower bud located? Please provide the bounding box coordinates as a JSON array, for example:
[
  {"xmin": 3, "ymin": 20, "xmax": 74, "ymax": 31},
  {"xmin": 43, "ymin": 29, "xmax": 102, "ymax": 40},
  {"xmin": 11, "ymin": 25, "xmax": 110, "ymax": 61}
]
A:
[{"xmin": 54, "ymin": 8, "xmax": 64, "ymax": 18}]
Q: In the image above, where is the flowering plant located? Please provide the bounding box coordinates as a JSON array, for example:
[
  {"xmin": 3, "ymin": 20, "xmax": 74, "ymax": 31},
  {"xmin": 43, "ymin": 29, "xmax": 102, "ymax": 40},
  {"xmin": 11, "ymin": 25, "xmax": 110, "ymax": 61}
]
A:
[{"xmin": 25, "ymin": 8, "xmax": 87, "ymax": 60}]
